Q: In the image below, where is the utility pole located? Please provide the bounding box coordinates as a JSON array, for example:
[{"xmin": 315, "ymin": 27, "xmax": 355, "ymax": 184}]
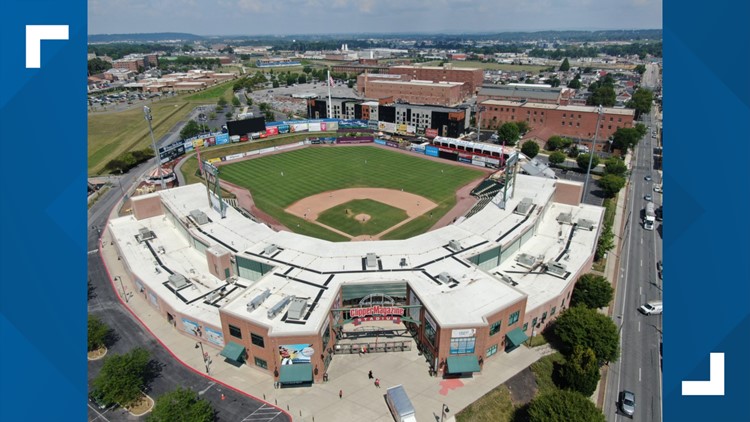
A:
[
  {"xmin": 143, "ymin": 106, "xmax": 166, "ymax": 189},
  {"xmin": 582, "ymin": 105, "xmax": 603, "ymax": 204}
]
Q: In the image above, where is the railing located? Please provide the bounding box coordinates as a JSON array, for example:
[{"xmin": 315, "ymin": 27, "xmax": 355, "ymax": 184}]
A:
[{"xmin": 333, "ymin": 341, "xmax": 412, "ymax": 354}]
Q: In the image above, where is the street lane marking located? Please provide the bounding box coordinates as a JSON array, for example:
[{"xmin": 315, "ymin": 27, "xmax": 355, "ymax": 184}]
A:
[
  {"xmin": 639, "ymin": 367, "xmax": 642, "ymax": 382},
  {"xmin": 638, "ymin": 321, "xmax": 641, "ymax": 332},
  {"xmin": 640, "ymin": 259, "xmax": 643, "ymax": 267}
]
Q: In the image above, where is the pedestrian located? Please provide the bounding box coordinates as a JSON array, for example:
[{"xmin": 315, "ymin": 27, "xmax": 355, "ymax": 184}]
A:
[
  {"xmin": 375, "ymin": 378, "xmax": 380, "ymax": 388},
  {"xmin": 368, "ymin": 370, "xmax": 373, "ymax": 379},
  {"xmin": 339, "ymin": 389, "xmax": 343, "ymax": 399}
]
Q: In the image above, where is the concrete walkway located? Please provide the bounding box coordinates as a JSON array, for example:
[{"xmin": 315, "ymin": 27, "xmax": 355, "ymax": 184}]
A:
[{"xmin": 99, "ymin": 203, "xmax": 551, "ymax": 422}]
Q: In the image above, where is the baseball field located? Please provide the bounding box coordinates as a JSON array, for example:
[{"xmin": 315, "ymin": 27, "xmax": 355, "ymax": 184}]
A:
[{"xmin": 219, "ymin": 146, "xmax": 486, "ymax": 242}]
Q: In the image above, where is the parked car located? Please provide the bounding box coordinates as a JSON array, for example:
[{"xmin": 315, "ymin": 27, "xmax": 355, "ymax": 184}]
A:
[
  {"xmin": 645, "ymin": 175, "xmax": 652, "ymax": 181},
  {"xmin": 620, "ymin": 390, "xmax": 636, "ymax": 417},
  {"xmin": 654, "ymin": 185, "xmax": 662, "ymax": 193},
  {"xmin": 644, "ymin": 194, "xmax": 652, "ymax": 201}
]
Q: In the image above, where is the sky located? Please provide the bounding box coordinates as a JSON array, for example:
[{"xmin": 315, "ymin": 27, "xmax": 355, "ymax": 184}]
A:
[{"xmin": 89, "ymin": 0, "xmax": 662, "ymax": 36}]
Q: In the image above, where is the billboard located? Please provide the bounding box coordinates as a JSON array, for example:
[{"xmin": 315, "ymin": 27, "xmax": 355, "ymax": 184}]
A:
[
  {"xmin": 425, "ymin": 128, "xmax": 438, "ymax": 138},
  {"xmin": 204, "ymin": 136, "xmax": 215, "ymax": 147},
  {"xmin": 279, "ymin": 344, "xmax": 314, "ymax": 365},
  {"xmin": 192, "ymin": 138, "xmax": 205, "ymax": 148},
  {"xmin": 277, "ymin": 124, "xmax": 290, "ymax": 134},
  {"xmin": 158, "ymin": 141, "xmax": 186, "ymax": 164},
  {"xmin": 266, "ymin": 126, "xmax": 279, "ymax": 136},
  {"xmin": 226, "ymin": 117, "xmax": 266, "ymax": 137},
  {"xmin": 291, "ymin": 123, "xmax": 308, "ymax": 132},
  {"xmin": 204, "ymin": 326, "xmax": 224, "ymax": 347},
  {"xmin": 338, "ymin": 119, "xmax": 368, "ymax": 129},
  {"xmin": 215, "ymin": 133, "xmax": 230, "ymax": 145},
  {"xmin": 368, "ymin": 120, "xmax": 379, "ymax": 130},
  {"xmin": 425, "ymin": 145, "xmax": 439, "ymax": 157},
  {"xmin": 378, "ymin": 121, "xmax": 397, "ymax": 133},
  {"xmin": 309, "ymin": 122, "xmax": 322, "ymax": 132}
]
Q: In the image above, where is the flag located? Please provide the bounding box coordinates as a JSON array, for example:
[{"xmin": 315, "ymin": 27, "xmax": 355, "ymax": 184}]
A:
[{"xmin": 328, "ymin": 75, "xmax": 335, "ymax": 87}]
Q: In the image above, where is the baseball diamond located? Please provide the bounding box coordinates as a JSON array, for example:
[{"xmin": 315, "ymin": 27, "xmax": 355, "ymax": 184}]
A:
[{"xmin": 219, "ymin": 145, "xmax": 487, "ymax": 241}]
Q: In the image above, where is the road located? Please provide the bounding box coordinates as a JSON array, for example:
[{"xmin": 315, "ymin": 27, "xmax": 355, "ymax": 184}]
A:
[
  {"xmin": 603, "ymin": 104, "xmax": 663, "ymax": 422},
  {"xmin": 87, "ymin": 112, "xmax": 289, "ymax": 422}
]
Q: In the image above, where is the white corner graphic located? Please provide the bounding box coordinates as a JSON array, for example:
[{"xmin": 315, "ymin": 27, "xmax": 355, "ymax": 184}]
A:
[
  {"xmin": 681, "ymin": 352, "xmax": 725, "ymax": 396},
  {"xmin": 26, "ymin": 25, "xmax": 69, "ymax": 68}
]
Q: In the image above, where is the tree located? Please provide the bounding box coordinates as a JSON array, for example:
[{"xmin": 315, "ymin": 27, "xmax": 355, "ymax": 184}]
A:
[
  {"xmin": 547, "ymin": 77, "xmax": 561, "ymax": 87},
  {"xmin": 546, "ymin": 136, "xmax": 564, "ymax": 151},
  {"xmin": 231, "ymin": 96, "xmax": 241, "ymax": 107},
  {"xmin": 528, "ymin": 389, "xmax": 605, "ymax": 422},
  {"xmin": 496, "ymin": 122, "xmax": 520, "ymax": 146},
  {"xmin": 217, "ymin": 97, "xmax": 227, "ymax": 108},
  {"xmin": 567, "ymin": 75, "xmax": 582, "ymax": 90},
  {"xmin": 514, "ymin": 120, "xmax": 530, "ymax": 134},
  {"xmin": 604, "ymin": 157, "xmax": 627, "ymax": 177},
  {"xmin": 298, "ymin": 74, "xmax": 307, "ymax": 84},
  {"xmin": 225, "ymin": 111, "xmax": 233, "ymax": 119},
  {"xmin": 596, "ymin": 226, "xmax": 615, "ymax": 260},
  {"xmin": 548, "ymin": 151, "xmax": 566, "ymax": 165},
  {"xmin": 634, "ymin": 64, "xmax": 646, "ymax": 75},
  {"xmin": 208, "ymin": 112, "xmax": 217, "ymax": 120},
  {"xmin": 557, "ymin": 346, "xmax": 602, "ymax": 397},
  {"xmin": 611, "ymin": 127, "xmax": 641, "ymax": 152},
  {"xmin": 302, "ymin": 65, "xmax": 312, "ymax": 75},
  {"xmin": 598, "ymin": 174, "xmax": 627, "ymax": 197},
  {"xmin": 272, "ymin": 80, "xmax": 280, "ymax": 88},
  {"xmin": 88, "ymin": 315, "xmax": 109, "ymax": 351},
  {"xmin": 88, "ymin": 58, "xmax": 111, "ymax": 75},
  {"xmin": 572, "ymin": 274, "xmax": 613, "ymax": 309},
  {"xmin": 554, "ymin": 306, "xmax": 619, "ymax": 363},
  {"xmin": 92, "ymin": 348, "xmax": 151, "ymax": 407},
  {"xmin": 180, "ymin": 120, "xmax": 201, "ymax": 140},
  {"xmin": 576, "ymin": 153, "xmax": 600, "ymax": 172},
  {"xmin": 626, "ymin": 88, "xmax": 653, "ymax": 119},
  {"xmin": 559, "ymin": 58, "xmax": 570, "ymax": 72},
  {"xmin": 521, "ymin": 141, "xmax": 540, "ymax": 158},
  {"xmin": 148, "ymin": 388, "xmax": 214, "ymax": 422},
  {"xmin": 587, "ymin": 85, "xmax": 616, "ymax": 107},
  {"xmin": 635, "ymin": 122, "xmax": 648, "ymax": 138}
]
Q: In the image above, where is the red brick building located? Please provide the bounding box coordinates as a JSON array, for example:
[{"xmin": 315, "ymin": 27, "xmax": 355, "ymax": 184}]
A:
[
  {"xmin": 362, "ymin": 79, "xmax": 465, "ymax": 107},
  {"xmin": 480, "ymin": 100, "xmax": 635, "ymax": 149},
  {"xmin": 388, "ymin": 65, "xmax": 483, "ymax": 98}
]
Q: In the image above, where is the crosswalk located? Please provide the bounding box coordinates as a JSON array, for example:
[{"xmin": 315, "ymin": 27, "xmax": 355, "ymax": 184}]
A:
[{"xmin": 240, "ymin": 404, "xmax": 285, "ymax": 421}]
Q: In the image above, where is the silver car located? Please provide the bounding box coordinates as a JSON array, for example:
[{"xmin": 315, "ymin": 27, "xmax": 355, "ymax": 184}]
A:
[{"xmin": 620, "ymin": 390, "xmax": 636, "ymax": 417}]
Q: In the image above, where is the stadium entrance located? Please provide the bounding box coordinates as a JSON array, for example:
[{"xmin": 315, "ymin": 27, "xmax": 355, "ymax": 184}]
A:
[{"xmin": 330, "ymin": 283, "xmax": 421, "ymax": 356}]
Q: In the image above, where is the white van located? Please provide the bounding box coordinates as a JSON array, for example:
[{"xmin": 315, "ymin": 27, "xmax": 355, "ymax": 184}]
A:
[
  {"xmin": 386, "ymin": 385, "xmax": 416, "ymax": 422},
  {"xmin": 638, "ymin": 301, "xmax": 663, "ymax": 315}
]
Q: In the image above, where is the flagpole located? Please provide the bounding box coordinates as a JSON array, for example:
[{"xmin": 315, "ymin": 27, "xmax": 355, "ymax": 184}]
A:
[{"xmin": 327, "ymin": 69, "xmax": 333, "ymax": 119}]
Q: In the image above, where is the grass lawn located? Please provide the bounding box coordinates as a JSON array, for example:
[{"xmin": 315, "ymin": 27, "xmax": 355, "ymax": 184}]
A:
[
  {"xmin": 317, "ymin": 199, "xmax": 409, "ymax": 237},
  {"xmin": 219, "ymin": 146, "xmax": 484, "ymax": 241},
  {"xmin": 456, "ymin": 385, "xmax": 515, "ymax": 422},
  {"xmin": 530, "ymin": 352, "xmax": 565, "ymax": 395},
  {"xmin": 88, "ymin": 79, "xmax": 236, "ymax": 175}
]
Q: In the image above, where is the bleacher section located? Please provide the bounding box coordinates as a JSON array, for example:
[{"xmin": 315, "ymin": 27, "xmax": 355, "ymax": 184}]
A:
[{"xmin": 470, "ymin": 179, "xmax": 504, "ymax": 199}]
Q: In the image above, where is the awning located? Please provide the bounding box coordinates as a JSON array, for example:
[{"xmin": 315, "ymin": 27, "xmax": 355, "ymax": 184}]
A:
[
  {"xmin": 506, "ymin": 327, "xmax": 529, "ymax": 348},
  {"xmin": 279, "ymin": 364, "xmax": 313, "ymax": 384},
  {"xmin": 446, "ymin": 355, "xmax": 481, "ymax": 374},
  {"xmin": 219, "ymin": 341, "xmax": 246, "ymax": 362}
]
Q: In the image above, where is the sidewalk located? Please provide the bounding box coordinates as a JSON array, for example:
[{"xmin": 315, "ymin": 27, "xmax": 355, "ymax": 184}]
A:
[{"xmin": 99, "ymin": 202, "xmax": 551, "ymax": 422}]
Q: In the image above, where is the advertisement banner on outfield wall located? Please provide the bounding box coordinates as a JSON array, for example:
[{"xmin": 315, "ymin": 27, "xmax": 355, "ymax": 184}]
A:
[
  {"xmin": 291, "ymin": 123, "xmax": 308, "ymax": 132},
  {"xmin": 225, "ymin": 153, "xmax": 245, "ymax": 161},
  {"xmin": 396, "ymin": 124, "xmax": 408, "ymax": 134},
  {"xmin": 471, "ymin": 158, "xmax": 486, "ymax": 167},
  {"xmin": 368, "ymin": 120, "xmax": 379, "ymax": 130},
  {"xmin": 339, "ymin": 119, "xmax": 368, "ymax": 129},
  {"xmin": 309, "ymin": 122, "xmax": 322, "ymax": 132},
  {"xmin": 386, "ymin": 140, "xmax": 399, "ymax": 148},
  {"xmin": 278, "ymin": 124, "xmax": 290, "ymax": 134},
  {"xmin": 207, "ymin": 158, "xmax": 221, "ymax": 164},
  {"xmin": 374, "ymin": 139, "xmax": 387, "ymax": 146},
  {"xmin": 486, "ymin": 157, "xmax": 500, "ymax": 166},
  {"xmin": 378, "ymin": 121, "xmax": 397, "ymax": 133},
  {"xmin": 204, "ymin": 136, "xmax": 216, "ymax": 146},
  {"xmin": 184, "ymin": 140, "xmax": 194, "ymax": 152},
  {"xmin": 337, "ymin": 138, "xmax": 373, "ymax": 144},
  {"xmin": 425, "ymin": 145, "xmax": 439, "ymax": 157},
  {"xmin": 472, "ymin": 155, "xmax": 486, "ymax": 163},
  {"xmin": 324, "ymin": 121, "xmax": 338, "ymax": 131},
  {"xmin": 407, "ymin": 125, "xmax": 416, "ymax": 134},
  {"xmin": 193, "ymin": 138, "xmax": 205, "ymax": 148},
  {"xmin": 215, "ymin": 133, "xmax": 229, "ymax": 145},
  {"xmin": 266, "ymin": 126, "xmax": 279, "ymax": 136},
  {"xmin": 425, "ymin": 128, "xmax": 438, "ymax": 138}
]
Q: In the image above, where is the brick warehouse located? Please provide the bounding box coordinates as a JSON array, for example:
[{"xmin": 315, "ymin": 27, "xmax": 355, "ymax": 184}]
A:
[
  {"xmin": 479, "ymin": 100, "xmax": 635, "ymax": 150},
  {"xmin": 388, "ymin": 65, "xmax": 484, "ymax": 98}
]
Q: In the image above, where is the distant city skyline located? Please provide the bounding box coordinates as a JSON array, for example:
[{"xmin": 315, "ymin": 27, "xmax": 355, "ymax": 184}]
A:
[{"xmin": 89, "ymin": 0, "xmax": 662, "ymax": 36}]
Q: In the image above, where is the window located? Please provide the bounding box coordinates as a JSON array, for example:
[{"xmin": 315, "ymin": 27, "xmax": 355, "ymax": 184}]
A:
[
  {"xmin": 551, "ymin": 307, "xmax": 557, "ymax": 316},
  {"xmin": 228, "ymin": 324, "xmax": 242, "ymax": 339},
  {"xmin": 610, "ymin": 117, "xmax": 614, "ymax": 121},
  {"xmin": 254, "ymin": 357, "xmax": 268, "ymax": 369},
  {"xmin": 563, "ymin": 113, "xmax": 566, "ymax": 118},
  {"xmin": 523, "ymin": 323, "xmax": 528, "ymax": 332},
  {"xmin": 618, "ymin": 117, "xmax": 622, "ymax": 122},
  {"xmin": 486, "ymin": 344, "xmax": 498, "ymax": 357},
  {"xmin": 450, "ymin": 337, "xmax": 476, "ymax": 354},
  {"xmin": 508, "ymin": 311, "xmax": 520, "ymax": 326},
  {"xmin": 562, "ymin": 298, "xmax": 566, "ymax": 308},
  {"xmin": 561, "ymin": 121, "xmax": 565, "ymax": 126},
  {"xmin": 541, "ymin": 312, "xmax": 548, "ymax": 321},
  {"xmin": 251, "ymin": 333, "xmax": 265, "ymax": 348},
  {"xmin": 532, "ymin": 317, "xmax": 538, "ymax": 327},
  {"xmin": 489, "ymin": 321, "xmax": 501, "ymax": 336},
  {"xmin": 608, "ymin": 125, "xmax": 612, "ymax": 130},
  {"xmin": 576, "ymin": 122, "xmax": 580, "ymax": 127}
]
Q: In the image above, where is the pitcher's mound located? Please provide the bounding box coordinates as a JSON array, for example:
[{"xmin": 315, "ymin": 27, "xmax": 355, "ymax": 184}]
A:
[{"xmin": 355, "ymin": 213, "xmax": 371, "ymax": 223}]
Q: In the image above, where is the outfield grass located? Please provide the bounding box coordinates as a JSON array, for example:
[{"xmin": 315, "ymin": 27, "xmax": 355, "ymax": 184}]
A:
[
  {"xmin": 317, "ymin": 199, "xmax": 408, "ymax": 237},
  {"xmin": 219, "ymin": 146, "xmax": 485, "ymax": 241},
  {"xmin": 88, "ymin": 79, "xmax": 236, "ymax": 175}
]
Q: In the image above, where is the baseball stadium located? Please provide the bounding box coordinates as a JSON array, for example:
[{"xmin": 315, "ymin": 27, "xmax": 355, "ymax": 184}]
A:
[{"xmin": 106, "ymin": 141, "xmax": 604, "ymax": 387}]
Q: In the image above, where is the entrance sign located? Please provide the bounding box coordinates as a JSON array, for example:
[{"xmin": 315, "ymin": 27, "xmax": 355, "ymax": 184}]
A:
[{"xmin": 349, "ymin": 305, "xmax": 405, "ymax": 318}]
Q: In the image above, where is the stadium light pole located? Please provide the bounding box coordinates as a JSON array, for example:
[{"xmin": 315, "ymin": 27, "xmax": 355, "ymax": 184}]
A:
[
  {"xmin": 143, "ymin": 106, "xmax": 166, "ymax": 189},
  {"xmin": 582, "ymin": 105, "xmax": 603, "ymax": 204}
]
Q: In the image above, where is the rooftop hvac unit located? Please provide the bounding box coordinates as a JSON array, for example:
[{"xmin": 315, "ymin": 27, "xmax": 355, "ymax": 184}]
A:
[
  {"xmin": 267, "ymin": 296, "xmax": 293, "ymax": 319},
  {"xmin": 545, "ymin": 261, "xmax": 567, "ymax": 277},
  {"xmin": 448, "ymin": 240, "xmax": 462, "ymax": 252},
  {"xmin": 556, "ymin": 212, "xmax": 573, "ymax": 224},
  {"xmin": 247, "ymin": 289, "xmax": 271, "ymax": 311},
  {"xmin": 514, "ymin": 198, "xmax": 534, "ymax": 216},
  {"xmin": 437, "ymin": 272, "xmax": 452, "ymax": 284},
  {"xmin": 577, "ymin": 219, "xmax": 595, "ymax": 230},
  {"xmin": 189, "ymin": 209, "xmax": 209, "ymax": 225},
  {"xmin": 138, "ymin": 227, "xmax": 156, "ymax": 242},
  {"xmin": 287, "ymin": 298, "xmax": 308, "ymax": 320},
  {"xmin": 516, "ymin": 253, "xmax": 537, "ymax": 268},
  {"xmin": 168, "ymin": 273, "xmax": 190, "ymax": 289},
  {"xmin": 399, "ymin": 258, "xmax": 408, "ymax": 268},
  {"xmin": 366, "ymin": 253, "xmax": 378, "ymax": 268},
  {"xmin": 264, "ymin": 244, "xmax": 279, "ymax": 255}
]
